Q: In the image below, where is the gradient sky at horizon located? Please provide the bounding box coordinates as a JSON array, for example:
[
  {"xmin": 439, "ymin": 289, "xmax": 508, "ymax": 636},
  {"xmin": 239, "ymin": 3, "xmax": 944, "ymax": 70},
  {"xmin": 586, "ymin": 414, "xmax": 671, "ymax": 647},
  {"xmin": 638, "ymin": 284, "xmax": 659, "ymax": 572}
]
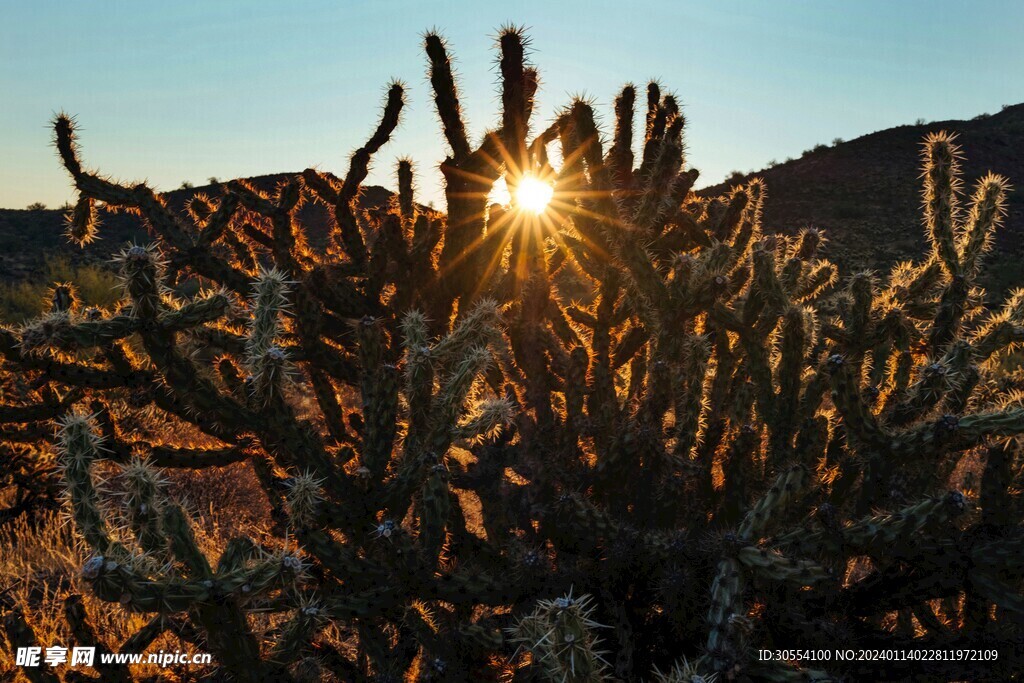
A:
[{"xmin": 2, "ymin": 1, "xmax": 1022, "ymax": 209}]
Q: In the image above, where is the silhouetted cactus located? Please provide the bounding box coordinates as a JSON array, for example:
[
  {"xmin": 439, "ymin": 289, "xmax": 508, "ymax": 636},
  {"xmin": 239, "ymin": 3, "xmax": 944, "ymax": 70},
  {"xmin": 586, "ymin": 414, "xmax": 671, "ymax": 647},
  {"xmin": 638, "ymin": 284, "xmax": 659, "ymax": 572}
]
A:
[{"xmin": 2, "ymin": 27, "xmax": 1023, "ymax": 682}]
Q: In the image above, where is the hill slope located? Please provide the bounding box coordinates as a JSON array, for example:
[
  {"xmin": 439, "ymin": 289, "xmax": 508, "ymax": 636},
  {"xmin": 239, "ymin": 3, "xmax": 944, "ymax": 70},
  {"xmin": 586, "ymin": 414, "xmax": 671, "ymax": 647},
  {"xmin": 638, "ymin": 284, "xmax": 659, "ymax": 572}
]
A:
[{"xmin": 703, "ymin": 103, "xmax": 1024, "ymax": 295}]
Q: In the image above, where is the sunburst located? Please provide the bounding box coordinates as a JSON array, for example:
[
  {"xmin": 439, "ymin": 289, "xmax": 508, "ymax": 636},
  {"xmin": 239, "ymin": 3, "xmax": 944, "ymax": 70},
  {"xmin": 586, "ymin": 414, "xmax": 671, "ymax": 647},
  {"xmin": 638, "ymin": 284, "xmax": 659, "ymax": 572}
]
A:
[{"xmin": 514, "ymin": 174, "xmax": 554, "ymax": 214}]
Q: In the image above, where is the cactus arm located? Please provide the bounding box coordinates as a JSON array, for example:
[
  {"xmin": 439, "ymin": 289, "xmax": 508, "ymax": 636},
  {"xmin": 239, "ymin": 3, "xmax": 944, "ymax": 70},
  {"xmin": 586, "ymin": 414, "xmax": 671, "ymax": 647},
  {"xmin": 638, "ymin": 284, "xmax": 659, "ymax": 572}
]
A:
[
  {"xmin": 1, "ymin": 604, "xmax": 61, "ymax": 683},
  {"xmin": 736, "ymin": 546, "xmax": 831, "ymax": 586},
  {"xmin": 54, "ymin": 117, "xmax": 251, "ymax": 295},
  {"xmin": 63, "ymin": 594, "xmax": 131, "ymax": 683}
]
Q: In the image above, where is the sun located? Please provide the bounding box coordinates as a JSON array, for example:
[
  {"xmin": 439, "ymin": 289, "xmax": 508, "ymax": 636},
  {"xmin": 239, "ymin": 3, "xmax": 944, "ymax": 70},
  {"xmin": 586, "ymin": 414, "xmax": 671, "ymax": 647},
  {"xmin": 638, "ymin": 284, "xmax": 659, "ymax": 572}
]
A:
[{"xmin": 515, "ymin": 175, "xmax": 554, "ymax": 214}]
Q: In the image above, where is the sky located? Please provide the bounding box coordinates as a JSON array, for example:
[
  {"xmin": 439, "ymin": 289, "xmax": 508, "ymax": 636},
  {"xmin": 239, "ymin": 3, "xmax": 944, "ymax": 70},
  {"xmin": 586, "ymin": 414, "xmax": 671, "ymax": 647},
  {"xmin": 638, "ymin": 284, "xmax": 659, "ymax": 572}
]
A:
[{"xmin": 2, "ymin": 1, "xmax": 1023, "ymax": 210}]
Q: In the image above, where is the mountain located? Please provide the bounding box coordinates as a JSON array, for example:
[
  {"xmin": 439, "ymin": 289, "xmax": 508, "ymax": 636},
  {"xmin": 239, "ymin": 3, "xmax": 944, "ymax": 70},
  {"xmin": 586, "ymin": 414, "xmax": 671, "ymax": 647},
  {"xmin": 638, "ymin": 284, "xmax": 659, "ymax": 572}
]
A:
[
  {"xmin": 701, "ymin": 103, "xmax": 1024, "ymax": 296},
  {"xmin": 3, "ymin": 104, "xmax": 1023, "ymax": 294}
]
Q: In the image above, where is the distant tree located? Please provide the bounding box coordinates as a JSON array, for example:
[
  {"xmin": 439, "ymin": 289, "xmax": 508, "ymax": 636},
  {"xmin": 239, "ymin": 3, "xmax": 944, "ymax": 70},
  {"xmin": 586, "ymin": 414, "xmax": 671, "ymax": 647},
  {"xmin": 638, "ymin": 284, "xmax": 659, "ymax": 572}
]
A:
[
  {"xmin": 727, "ymin": 170, "xmax": 745, "ymax": 185},
  {"xmin": 767, "ymin": 159, "xmax": 778, "ymax": 168},
  {"xmin": 180, "ymin": 181, "xmax": 194, "ymax": 189},
  {"xmin": 832, "ymin": 137, "xmax": 844, "ymax": 146},
  {"xmin": 915, "ymin": 118, "xmax": 926, "ymax": 125},
  {"xmin": 25, "ymin": 202, "xmax": 47, "ymax": 211},
  {"xmin": 208, "ymin": 176, "xmax": 220, "ymax": 185},
  {"xmin": 812, "ymin": 143, "xmax": 828, "ymax": 153}
]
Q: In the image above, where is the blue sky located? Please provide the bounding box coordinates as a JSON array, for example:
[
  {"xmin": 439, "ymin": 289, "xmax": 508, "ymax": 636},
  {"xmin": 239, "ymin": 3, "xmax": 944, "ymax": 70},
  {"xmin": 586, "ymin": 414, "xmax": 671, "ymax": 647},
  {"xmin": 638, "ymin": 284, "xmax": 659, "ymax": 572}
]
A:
[{"xmin": 2, "ymin": 1, "xmax": 1022, "ymax": 209}]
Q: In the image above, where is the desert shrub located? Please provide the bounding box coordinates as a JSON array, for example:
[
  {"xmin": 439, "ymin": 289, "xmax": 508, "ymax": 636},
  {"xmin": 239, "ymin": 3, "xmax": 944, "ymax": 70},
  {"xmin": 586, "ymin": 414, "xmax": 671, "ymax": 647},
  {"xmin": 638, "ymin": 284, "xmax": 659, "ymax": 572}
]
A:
[{"xmin": 0, "ymin": 256, "xmax": 120, "ymax": 324}]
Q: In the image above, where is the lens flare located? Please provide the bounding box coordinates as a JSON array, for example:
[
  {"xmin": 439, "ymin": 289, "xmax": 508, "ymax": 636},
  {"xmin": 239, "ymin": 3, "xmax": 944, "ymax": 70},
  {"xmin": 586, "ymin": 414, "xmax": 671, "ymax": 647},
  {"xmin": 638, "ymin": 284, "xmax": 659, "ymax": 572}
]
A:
[{"xmin": 515, "ymin": 175, "xmax": 554, "ymax": 214}]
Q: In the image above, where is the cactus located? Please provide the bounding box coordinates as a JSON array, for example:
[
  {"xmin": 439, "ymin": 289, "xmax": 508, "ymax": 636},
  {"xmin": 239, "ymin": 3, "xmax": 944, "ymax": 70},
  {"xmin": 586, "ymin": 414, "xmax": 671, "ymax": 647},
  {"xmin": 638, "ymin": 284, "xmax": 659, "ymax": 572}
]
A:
[{"xmin": 1, "ymin": 27, "xmax": 1023, "ymax": 682}]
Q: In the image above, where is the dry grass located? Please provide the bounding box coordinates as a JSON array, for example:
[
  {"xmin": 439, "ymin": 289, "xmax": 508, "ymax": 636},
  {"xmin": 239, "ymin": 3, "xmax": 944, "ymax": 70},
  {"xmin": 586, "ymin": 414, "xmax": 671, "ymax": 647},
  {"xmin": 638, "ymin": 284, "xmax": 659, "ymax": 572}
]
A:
[
  {"xmin": 0, "ymin": 462, "xmax": 277, "ymax": 681},
  {"xmin": 0, "ymin": 512, "xmax": 202, "ymax": 680}
]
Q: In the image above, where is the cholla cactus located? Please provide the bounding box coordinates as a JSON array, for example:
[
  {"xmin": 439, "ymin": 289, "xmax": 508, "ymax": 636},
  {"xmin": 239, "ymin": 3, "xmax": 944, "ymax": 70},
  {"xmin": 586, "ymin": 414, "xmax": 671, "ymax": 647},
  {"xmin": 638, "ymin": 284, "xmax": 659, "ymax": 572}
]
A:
[
  {"xmin": 1, "ymin": 27, "xmax": 1023, "ymax": 682},
  {"xmin": 652, "ymin": 658, "xmax": 717, "ymax": 683},
  {"xmin": 509, "ymin": 590, "xmax": 610, "ymax": 682}
]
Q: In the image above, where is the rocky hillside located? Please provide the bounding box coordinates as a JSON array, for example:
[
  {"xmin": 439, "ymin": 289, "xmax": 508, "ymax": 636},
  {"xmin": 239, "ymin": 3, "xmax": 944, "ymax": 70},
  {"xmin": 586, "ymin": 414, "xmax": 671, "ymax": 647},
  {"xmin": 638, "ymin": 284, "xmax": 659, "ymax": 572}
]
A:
[{"xmin": 703, "ymin": 103, "xmax": 1024, "ymax": 296}]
